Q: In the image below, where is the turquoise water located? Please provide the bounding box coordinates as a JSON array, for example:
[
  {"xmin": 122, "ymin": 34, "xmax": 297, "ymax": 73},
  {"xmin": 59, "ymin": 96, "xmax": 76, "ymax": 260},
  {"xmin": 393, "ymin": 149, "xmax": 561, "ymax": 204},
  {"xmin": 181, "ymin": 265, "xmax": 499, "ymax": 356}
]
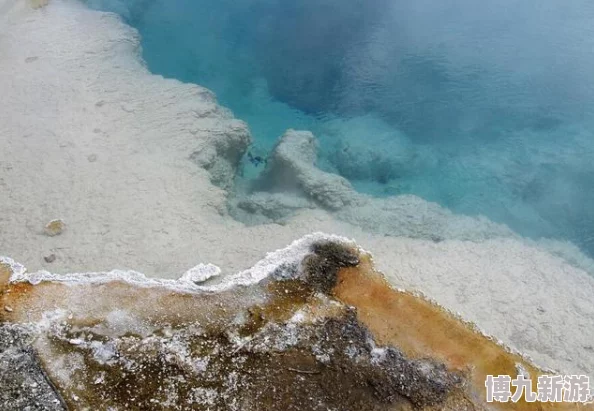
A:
[{"xmin": 87, "ymin": 0, "xmax": 594, "ymax": 256}]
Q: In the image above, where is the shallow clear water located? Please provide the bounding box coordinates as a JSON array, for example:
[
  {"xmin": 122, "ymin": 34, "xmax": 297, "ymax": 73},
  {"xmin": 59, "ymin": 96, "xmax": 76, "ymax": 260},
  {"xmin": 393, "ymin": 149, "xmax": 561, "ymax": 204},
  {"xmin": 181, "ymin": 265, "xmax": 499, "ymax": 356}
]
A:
[{"xmin": 87, "ymin": 0, "xmax": 594, "ymax": 256}]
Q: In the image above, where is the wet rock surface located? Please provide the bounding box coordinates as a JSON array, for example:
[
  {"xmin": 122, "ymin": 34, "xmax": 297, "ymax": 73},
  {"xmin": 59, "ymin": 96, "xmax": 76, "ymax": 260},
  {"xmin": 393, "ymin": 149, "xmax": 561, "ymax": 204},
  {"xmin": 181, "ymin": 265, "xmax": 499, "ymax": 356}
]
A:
[
  {"xmin": 0, "ymin": 240, "xmax": 569, "ymax": 410},
  {"xmin": 237, "ymin": 130, "xmax": 358, "ymax": 213},
  {"xmin": 32, "ymin": 305, "xmax": 463, "ymax": 410}
]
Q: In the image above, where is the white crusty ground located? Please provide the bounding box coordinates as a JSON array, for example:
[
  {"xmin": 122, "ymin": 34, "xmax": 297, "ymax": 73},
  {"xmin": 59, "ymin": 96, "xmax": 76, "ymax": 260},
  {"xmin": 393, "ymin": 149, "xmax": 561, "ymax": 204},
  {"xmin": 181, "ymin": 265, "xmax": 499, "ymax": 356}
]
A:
[{"xmin": 1, "ymin": 0, "xmax": 593, "ymax": 379}]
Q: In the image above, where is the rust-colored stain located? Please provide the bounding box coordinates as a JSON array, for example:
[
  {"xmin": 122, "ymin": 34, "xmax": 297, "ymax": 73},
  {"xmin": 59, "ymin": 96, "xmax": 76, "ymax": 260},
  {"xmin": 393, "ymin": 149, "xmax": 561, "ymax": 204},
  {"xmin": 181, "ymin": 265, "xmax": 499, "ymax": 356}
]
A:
[
  {"xmin": 0, "ymin": 263, "xmax": 11, "ymax": 285},
  {"xmin": 1, "ymin": 278, "xmax": 261, "ymax": 332},
  {"xmin": 333, "ymin": 255, "xmax": 592, "ymax": 410},
  {"xmin": 0, "ymin": 263, "xmax": 30, "ymax": 322},
  {"xmin": 2, "ymin": 243, "xmax": 592, "ymax": 410}
]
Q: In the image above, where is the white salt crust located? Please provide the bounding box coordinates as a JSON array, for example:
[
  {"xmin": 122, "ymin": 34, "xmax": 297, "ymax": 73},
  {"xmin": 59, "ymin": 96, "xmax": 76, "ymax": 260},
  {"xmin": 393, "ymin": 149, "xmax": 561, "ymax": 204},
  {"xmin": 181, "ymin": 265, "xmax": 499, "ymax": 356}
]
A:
[{"xmin": 4, "ymin": 233, "xmax": 343, "ymax": 293}]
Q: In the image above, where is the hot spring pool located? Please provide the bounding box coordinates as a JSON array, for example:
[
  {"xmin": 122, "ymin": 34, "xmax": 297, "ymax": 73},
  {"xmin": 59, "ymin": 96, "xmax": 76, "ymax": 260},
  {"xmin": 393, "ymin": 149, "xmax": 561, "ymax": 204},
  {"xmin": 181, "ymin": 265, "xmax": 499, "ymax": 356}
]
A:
[{"xmin": 87, "ymin": 0, "xmax": 594, "ymax": 257}]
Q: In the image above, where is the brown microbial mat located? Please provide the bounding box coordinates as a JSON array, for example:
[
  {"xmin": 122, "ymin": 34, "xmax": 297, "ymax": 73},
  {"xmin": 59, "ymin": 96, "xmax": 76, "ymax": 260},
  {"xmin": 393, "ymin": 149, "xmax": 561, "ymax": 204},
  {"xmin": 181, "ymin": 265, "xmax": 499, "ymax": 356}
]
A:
[{"xmin": 0, "ymin": 242, "xmax": 590, "ymax": 410}]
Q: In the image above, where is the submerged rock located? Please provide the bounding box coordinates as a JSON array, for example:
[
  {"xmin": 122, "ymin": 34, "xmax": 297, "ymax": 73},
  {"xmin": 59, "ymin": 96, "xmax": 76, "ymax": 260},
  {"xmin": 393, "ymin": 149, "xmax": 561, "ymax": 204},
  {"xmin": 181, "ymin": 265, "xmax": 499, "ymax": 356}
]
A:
[
  {"xmin": 230, "ymin": 130, "xmax": 513, "ymax": 244},
  {"xmin": 254, "ymin": 129, "xmax": 357, "ymax": 210},
  {"xmin": 0, "ymin": 240, "xmax": 581, "ymax": 410},
  {"xmin": 231, "ymin": 129, "xmax": 361, "ymax": 222}
]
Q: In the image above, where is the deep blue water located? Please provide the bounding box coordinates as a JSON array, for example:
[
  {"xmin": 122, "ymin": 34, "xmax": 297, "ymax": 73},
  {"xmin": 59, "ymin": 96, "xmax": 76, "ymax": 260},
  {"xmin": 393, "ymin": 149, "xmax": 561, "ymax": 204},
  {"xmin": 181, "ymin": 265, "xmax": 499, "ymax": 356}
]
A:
[{"xmin": 87, "ymin": 0, "xmax": 594, "ymax": 256}]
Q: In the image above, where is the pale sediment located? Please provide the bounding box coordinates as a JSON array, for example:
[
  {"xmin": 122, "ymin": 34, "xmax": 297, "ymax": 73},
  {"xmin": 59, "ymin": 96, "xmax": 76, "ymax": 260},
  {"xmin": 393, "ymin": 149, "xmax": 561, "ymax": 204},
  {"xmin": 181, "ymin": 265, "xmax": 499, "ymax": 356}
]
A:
[{"xmin": 0, "ymin": 0, "xmax": 593, "ymax": 399}]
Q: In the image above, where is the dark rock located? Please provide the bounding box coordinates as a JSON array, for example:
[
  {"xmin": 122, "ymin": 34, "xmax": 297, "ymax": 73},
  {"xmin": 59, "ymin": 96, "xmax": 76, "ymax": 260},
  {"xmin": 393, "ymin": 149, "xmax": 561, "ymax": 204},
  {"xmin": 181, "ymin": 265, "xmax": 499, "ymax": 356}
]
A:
[
  {"xmin": 303, "ymin": 241, "xmax": 360, "ymax": 294},
  {"xmin": 0, "ymin": 325, "xmax": 66, "ymax": 411}
]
